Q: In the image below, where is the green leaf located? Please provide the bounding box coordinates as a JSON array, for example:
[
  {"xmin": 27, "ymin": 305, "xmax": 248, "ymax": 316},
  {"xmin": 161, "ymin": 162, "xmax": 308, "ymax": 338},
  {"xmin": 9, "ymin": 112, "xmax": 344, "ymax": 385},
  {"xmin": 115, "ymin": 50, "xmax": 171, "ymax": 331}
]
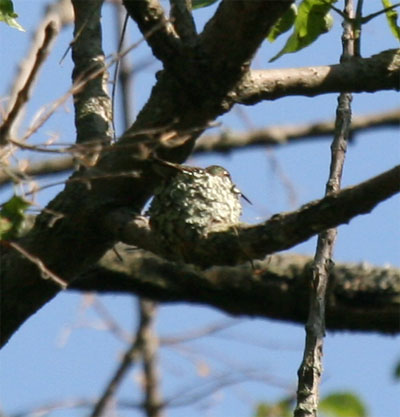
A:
[
  {"xmin": 269, "ymin": 0, "xmax": 337, "ymax": 62},
  {"xmin": 381, "ymin": 0, "xmax": 400, "ymax": 40},
  {"xmin": 267, "ymin": 4, "xmax": 297, "ymax": 42},
  {"xmin": 393, "ymin": 358, "xmax": 400, "ymax": 380},
  {"xmin": 0, "ymin": 195, "xmax": 30, "ymax": 240},
  {"xmin": 320, "ymin": 392, "xmax": 367, "ymax": 417},
  {"xmin": 253, "ymin": 398, "xmax": 292, "ymax": 417},
  {"xmin": 192, "ymin": 0, "xmax": 219, "ymax": 10},
  {"xmin": 0, "ymin": 0, "xmax": 25, "ymax": 31}
]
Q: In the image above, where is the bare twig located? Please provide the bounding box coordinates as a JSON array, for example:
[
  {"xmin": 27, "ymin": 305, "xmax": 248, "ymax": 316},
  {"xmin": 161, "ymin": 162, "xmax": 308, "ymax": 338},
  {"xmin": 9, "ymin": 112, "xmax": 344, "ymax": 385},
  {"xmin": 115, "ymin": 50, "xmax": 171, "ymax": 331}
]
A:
[
  {"xmin": 361, "ymin": 2, "xmax": 400, "ymax": 24},
  {"xmin": 1, "ymin": 0, "xmax": 73, "ymax": 140},
  {"xmin": 112, "ymin": 3, "xmax": 134, "ymax": 132},
  {"xmin": 195, "ymin": 108, "xmax": 400, "ymax": 153},
  {"xmin": 6, "ymin": 241, "xmax": 68, "ymax": 289},
  {"xmin": 92, "ymin": 297, "xmax": 131, "ymax": 342},
  {"xmin": 0, "ymin": 22, "xmax": 59, "ymax": 146},
  {"xmin": 294, "ymin": 2, "xmax": 356, "ymax": 416},
  {"xmin": 160, "ymin": 319, "xmax": 238, "ymax": 346}
]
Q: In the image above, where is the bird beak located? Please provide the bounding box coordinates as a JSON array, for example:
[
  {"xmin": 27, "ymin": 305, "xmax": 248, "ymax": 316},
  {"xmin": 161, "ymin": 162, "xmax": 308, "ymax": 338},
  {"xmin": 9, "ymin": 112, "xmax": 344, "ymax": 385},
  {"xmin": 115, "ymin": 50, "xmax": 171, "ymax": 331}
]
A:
[{"xmin": 241, "ymin": 193, "xmax": 252, "ymax": 205}]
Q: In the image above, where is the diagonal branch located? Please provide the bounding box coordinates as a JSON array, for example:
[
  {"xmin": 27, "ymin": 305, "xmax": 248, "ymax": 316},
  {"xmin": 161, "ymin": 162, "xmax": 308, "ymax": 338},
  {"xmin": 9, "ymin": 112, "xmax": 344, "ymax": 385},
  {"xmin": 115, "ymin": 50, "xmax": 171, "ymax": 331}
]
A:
[
  {"xmin": 0, "ymin": 22, "xmax": 59, "ymax": 146},
  {"xmin": 169, "ymin": 0, "xmax": 197, "ymax": 44},
  {"xmin": 199, "ymin": 0, "xmax": 294, "ymax": 77},
  {"xmin": 109, "ymin": 165, "xmax": 400, "ymax": 267}
]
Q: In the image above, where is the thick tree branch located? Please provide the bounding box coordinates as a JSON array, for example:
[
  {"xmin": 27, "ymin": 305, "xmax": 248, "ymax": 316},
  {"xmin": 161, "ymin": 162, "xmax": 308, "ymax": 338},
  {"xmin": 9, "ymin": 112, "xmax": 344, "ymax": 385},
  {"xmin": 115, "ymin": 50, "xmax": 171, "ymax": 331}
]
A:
[
  {"xmin": 235, "ymin": 49, "xmax": 400, "ymax": 104},
  {"xmin": 199, "ymin": 0, "xmax": 294, "ymax": 74},
  {"xmin": 169, "ymin": 0, "xmax": 197, "ymax": 44},
  {"xmin": 70, "ymin": 249, "xmax": 400, "ymax": 334},
  {"xmin": 1, "ymin": 0, "xmax": 295, "ymax": 349},
  {"xmin": 108, "ymin": 166, "xmax": 400, "ymax": 267},
  {"xmin": 122, "ymin": 0, "xmax": 182, "ymax": 64}
]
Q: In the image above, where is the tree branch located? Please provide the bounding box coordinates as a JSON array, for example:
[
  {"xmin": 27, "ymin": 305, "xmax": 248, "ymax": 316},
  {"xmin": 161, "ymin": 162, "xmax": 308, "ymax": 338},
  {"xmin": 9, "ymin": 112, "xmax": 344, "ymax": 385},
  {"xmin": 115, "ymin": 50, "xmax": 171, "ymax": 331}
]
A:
[
  {"xmin": 0, "ymin": 22, "xmax": 58, "ymax": 146},
  {"xmin": 89, "ymin": 299, "xmax": 157, "ymax": 417},
  {"xmin": 71, "ymin": 0, "xmax": 114, "ymax": 145},
  {"xmin": 70, "ymin": 249, "xmax": 400, "ymax": 334},
  {"xmin": 108, "ymin": 166, "xmax": 400, "ymax": 267},
  {"xmin": 199, "ymin": 0, "xmax": 294, "ymax": 78},
  {"xmin": 295, "ymin": 1, "xmax": 356, "ymax": 412},
  {"xmin": 194, "ymin": 108, "xmax": 400, "ymax": 153},
  {"xmin": 235, "ymin": 49, "xmax": 400, "ymax": 105},
  {"xmin": 1, "ymin": 0, "xmax": 295, "ymax": 350},
  {"xmin": 1, "ymin": 108, "xmax": 397, "ymax": 188},
  {"xmin": 140, "ymin": 300, "xmax": 165, "ymax": 417},
  {"xmin": 122, "ymin": 0, "xmax": 182, "ymax": 65},
  {"xmin": 0, "ymin": 0, "xmax": 73, "ymax": 144},
  {"xmin": 169, "ymin": 0, "xmax": 197, "ymax": 44}
]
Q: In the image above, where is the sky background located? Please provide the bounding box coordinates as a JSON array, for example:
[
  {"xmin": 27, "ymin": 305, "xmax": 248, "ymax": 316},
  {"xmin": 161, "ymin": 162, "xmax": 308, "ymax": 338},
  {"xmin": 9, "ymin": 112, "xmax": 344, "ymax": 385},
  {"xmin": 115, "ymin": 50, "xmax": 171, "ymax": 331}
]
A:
[{"xmin": 1, "ymin": 1, "xmax": 399, "ymax": 417}]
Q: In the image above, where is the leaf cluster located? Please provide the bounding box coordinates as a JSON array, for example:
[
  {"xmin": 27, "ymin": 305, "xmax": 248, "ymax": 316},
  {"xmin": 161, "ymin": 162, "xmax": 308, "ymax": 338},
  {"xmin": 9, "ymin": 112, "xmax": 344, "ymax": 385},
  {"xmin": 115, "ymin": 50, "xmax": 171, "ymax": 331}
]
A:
[{"xmin": 191, "ymin": 0, "xmax": 400, "ymax": 61}]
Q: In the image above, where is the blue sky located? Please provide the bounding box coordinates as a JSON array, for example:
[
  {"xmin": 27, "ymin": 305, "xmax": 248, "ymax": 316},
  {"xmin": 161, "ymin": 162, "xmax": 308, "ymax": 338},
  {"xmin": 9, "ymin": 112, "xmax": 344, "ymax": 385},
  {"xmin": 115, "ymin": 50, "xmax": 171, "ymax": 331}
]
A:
[{"xmin": 1, "ymin": 1, "xmax": 399, "ymax": 416}]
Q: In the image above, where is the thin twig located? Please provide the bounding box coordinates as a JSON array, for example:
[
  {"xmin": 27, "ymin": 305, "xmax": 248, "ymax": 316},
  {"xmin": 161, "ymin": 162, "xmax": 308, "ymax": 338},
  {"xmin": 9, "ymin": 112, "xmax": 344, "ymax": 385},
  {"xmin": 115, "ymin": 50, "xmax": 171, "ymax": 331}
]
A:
[
  {"xmin": 0, "ymin": 22, "xmax": 59, "ymax": 146},
  {"xmin": 361, "ymin": 2, "xmax": 400, "ymax": 24},
  {"xmin": 6, "ymin": 241, "xmax": 68, "ymax": 289},
  {"xmin": 7, "ymin": 17, "xmax": 166, "ymax": 147},
  {"xmin": 1, "ymin": 0, "xmax": 73, "ymax": 143},
  {"xmin": 294, "ymin": 2, "xmax": 356, "ymax": 416},
  {"xmin": 112, "ymin": 4, "xmax": 133, "ymax": 136}
]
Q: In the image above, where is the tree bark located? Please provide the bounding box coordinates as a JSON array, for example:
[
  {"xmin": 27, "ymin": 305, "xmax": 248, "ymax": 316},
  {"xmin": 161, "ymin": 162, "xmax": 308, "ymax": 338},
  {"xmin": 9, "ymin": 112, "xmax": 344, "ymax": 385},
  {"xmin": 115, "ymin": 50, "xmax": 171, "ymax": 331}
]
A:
[{"xmin": 70, "ymin": 248, "xmax": 400, "ymax": 334}]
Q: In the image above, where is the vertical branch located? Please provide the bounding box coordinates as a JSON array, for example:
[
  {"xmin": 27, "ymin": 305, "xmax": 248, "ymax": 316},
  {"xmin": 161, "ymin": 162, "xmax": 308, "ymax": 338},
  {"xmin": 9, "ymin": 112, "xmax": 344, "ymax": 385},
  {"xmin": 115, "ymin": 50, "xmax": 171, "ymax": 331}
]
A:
[
  {"xmin": 71, "ymin": 0, "xmax": 113, "ymax": 145},
  {"xmin": 89, "ymin": 300, "xmax": 157, "ymax": 417},
  {"xmin": 293, "ymin": 2, "xmax": 356, "ymax": 417},
  {"xmin": 112, "ymin": 2, "xmax": 135, "ymax": 133},
  {"xmin": 140, "ymin": 300, "xmax": 165, "ymax": 417}
]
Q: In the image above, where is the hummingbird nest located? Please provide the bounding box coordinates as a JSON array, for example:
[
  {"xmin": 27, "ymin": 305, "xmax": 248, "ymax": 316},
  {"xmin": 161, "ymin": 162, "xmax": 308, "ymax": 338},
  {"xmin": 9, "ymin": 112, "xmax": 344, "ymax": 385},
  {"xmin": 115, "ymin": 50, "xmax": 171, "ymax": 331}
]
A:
[{"xmin": 148, "ymin": 164, "xmax": 244, "ymax": 262}]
